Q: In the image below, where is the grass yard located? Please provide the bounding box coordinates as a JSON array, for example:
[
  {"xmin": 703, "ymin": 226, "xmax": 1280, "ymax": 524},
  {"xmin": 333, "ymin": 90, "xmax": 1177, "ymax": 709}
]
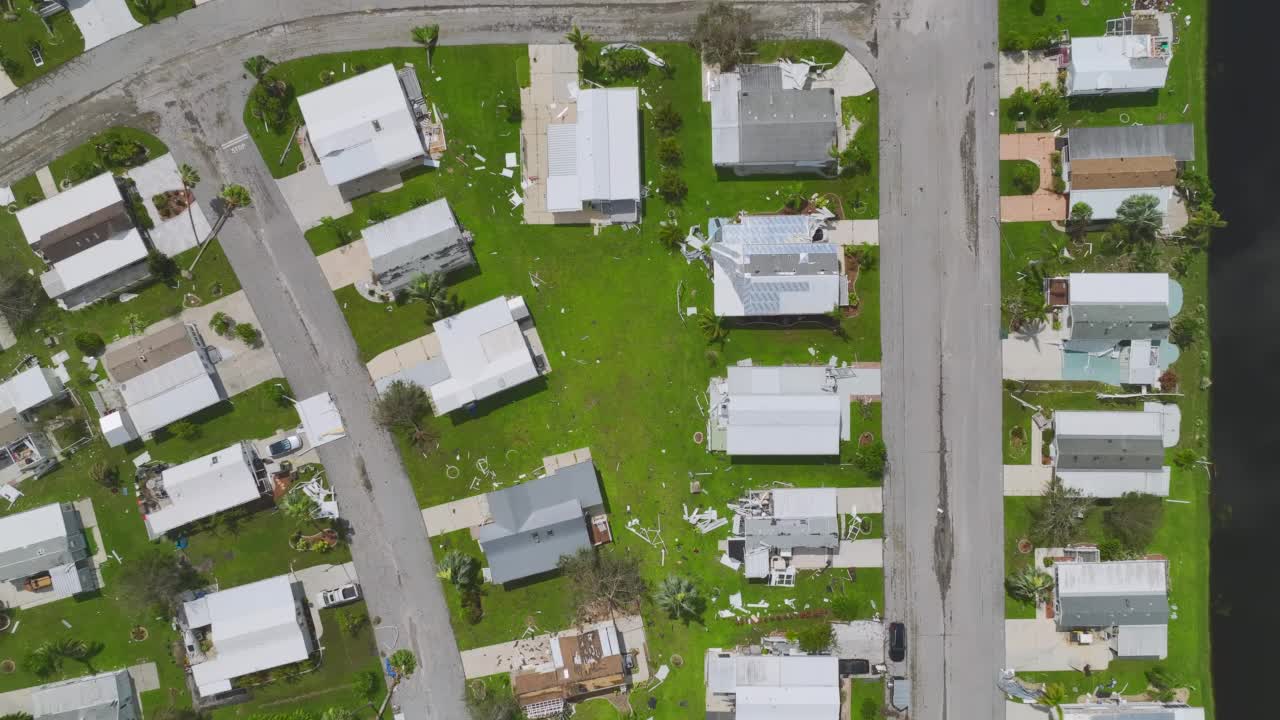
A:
[
  {"xmin": 850, "ymin": 677, "xmax": 887, "ymax": 719},
  {"xmin": 0, "ymin": 1, "xmax": 84, "ymax": 86},
  {"xmin": 1000, "ymin": 159, "xmax": 1040, "ymax": 196},
  {"xmin": 243, "ymin": 40, "xmax": 886, "ymax": 716},
  {"xmin": 48, "ymin": 127, "xmax": 170, "ymax": 189},
  {"xmin": 125, "ymin": 0, "xmax": 195, "ymax": 25},
  {"xmin": 753, "ymin": 39, "xmax": 848, "ymax": 67}
]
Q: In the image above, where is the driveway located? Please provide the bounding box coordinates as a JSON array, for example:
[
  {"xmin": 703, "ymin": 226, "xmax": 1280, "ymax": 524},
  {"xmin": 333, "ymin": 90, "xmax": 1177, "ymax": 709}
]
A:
[
  {"xmin": 421, "ymin": 495, "xmax": 491, "ymax": 537},
  {"xmin": 998, "ymin": 50, "xmax": 1058, "ymax": 99},
  {"xmin": 1001, "ymin": 326, "xmax": 1066, "ymax": 381},
  {"xmin": 129, "ymin": 153, "xmax": 213, "ymax": 256},
  {"xmin": 316, "ymin": 239, "xmax": 370, "ymax": 290},
  {"xmin": 837, "ymin": 486, "xmax": 883, "ymax": 515},
  {"xmin": 828, "ymin": 219, "xmax": 879, "ymax": 246},
  {"xmin": 1005, "ymin": 618, "xmax": 1112, "ymax": 672},
  {"xmin": 67, "ymin": 0, "xmax": 142, "ymax": 50},
  {"xmin": 831, "ymin": 539, "xmax": 884, "ymax": 568},
  {"xmin": 999, "ymin": 133, "xmax": 1067, "ymax": 221},
  {"xmin": 834, "ymin": 620, "xmax": 885, "ymax": 665},
  {"xmin": 1004, "ymin": 465, "xmax": 1052, "ymax": 496},
  {"xmin": 276, "ymin": 164, "xmax": 351, "ymax": 231},
  {"xmin": 293, "ymin": 561, "xmax": 358, "ymax": 639}
]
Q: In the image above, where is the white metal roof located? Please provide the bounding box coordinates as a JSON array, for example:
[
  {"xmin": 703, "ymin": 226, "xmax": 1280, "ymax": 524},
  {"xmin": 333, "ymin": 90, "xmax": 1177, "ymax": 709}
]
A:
[
  {"xmin": 31, "ymin": 669, "xmax": 137, "ymax": 720},
  {"xmin": 118, "ymin": 352, "xmax": 223, "ymax": 436},
  {"xmin": 1114, "ymin": 623, "xmax": 1168, "ymax": 658},
  {"xmin": 365, "ymin": 198, "xmax": 463, "ymax": 277},
  {"xmin": 546, "ymin": 123, "xmax": 581, "ymax": 213},
  {"xmin": 296, "ymin": 392, "xmax": 346, "ymax": 447},
  {"xmin": 0, "ymin": 502, "xmax": 70, "ymax": 555},
  {"xmin": 770, "ymin": 488, "xmax": 838, "ymax": 520},
  {"xmin": 709, "ymin": 71, "xmax": 742, "ymax": 165},
  {"xmin": 1053, "ymin": 409, "xmax": 1164, "ymax": 439},
  {"xmin": 41, "ymin": 227, "xmax": 149, "ymax": 298},
  {"xmin": 1056, "ymin": 559, "xmax": 1167, "ymax": 597},
  {"xmin": 576, "ymin": 88, "xmax": 640, "ymax": 203},
  {"xmin": 1069, "ymin": 186, "xmax": 1173, "ymax": 220},
  {"xmin": 186, "ymin": 574, "xmax": 314, "ymax": 697},
  {"xmin": 1068, "ymin": 35, "xmax": 1170, "ymax": 94},
  {"xmin": 1062, "ymin": 705, "xmax": 1203, "ymax": 720},
  {"xmin": 15, "ymin": 172, "xmax": 123, "ymax": 246},
  {"xmin": 144, "ymin": 443, "xmax": 260, "ymax": 539},
  {"xmin": 1055, "ymin": 468, "xmax": 1171, "ymax": 498},
  {"xmin": 1069, "ymin": 273, "xmax": 1169, "ymax": 307},
  {"xmin": 718, "ymin": 654, "xmax": 840, "ymax": 720},
  {"xmin": 720, "ymin": 366, "xmax": 842, "ymax": 456},
  {"xmin": 0, "ymin": 366, "xmax": 64, "ymax": 414},
  {"xmin": 429, "ymin": 296, "xmax": 539, "ymax": 414},
  {"xmin": 297, "ymin": 64, "xmax": 426, "ymax": 187}
]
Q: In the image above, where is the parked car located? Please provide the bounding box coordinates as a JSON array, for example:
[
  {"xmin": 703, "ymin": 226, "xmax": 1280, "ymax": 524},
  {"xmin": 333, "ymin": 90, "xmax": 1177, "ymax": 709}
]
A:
[
  {"xmin": 888, "ymin": 622, "xmax": 907, "ymax": 662},
  {"xmin": 315, "ymin": 583, "xmax": 361, "ymax": 609},
  {"xmin": 268, "ymin": 435, "xmax": 302, "ymax": 458}
]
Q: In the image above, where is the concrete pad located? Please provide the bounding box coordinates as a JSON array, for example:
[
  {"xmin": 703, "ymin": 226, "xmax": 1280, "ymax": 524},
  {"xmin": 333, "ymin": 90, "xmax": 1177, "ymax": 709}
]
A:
[
  {"xmin": 316, "ymin": 239, "xmax": 371, "ymax": 290},
  {"xmin": 36, "ymin": 166, "xmax": 58, "ymax": 197},
  {"xmin": 831, "ymin": 539, "xmax": 884, "ymax": 568},
  {"xmin": 0, "ymin": 687, "xmax": 32, "ymax": 715},
  {"xmin": 366, "ymin": 334, "xmax": 442, "ymax": 383},
  {"xmin": 422, "ymin": 494, "xmax": 492, "ymax": 537},
  {"xmin": 293, "ymin": 561, "xmax": 359, "ymax": 639},
  {"xmin": 828, "ymin": 219, "xmax": 879, "ymax": 246},
  {"xmin": 999, "ymin": 50, "xmax": 1059, "ymax": 99},
  {"xmin": 615, "ymin": 614, "xmax": 650, "ymax": 683},
  {"xmin": 0, "ymin": 315, "xmax": 16, "ymax": 351},
  {"xmin": 127, "ymin": 662, "xmax": 161, "ymax": 692},
  {"xmin": 811, "ymin": 52, "xmax": 876, "ymax": 98},
  {"xmin": 0, "ymin": 69, "xmax": 15, "ymax": 100},
  {"xmin": 127, "ymin": 153, "xmax": 212, "ymax": 257},
  {"xmin": 460, "ymin": 635, "xmax": 554, "ymax": 678},
  {"xmin": 276, "ymin": 164, "xmax": 351, "ymax": 231},
  {"xmin": 67, "ymin": 0, "xmax": 142, "ymax": 50},
  {"xmin": 1002, "ymin": 327, "xmax": 1066, "ymax": 381},
  {"xmin": 834, "ymin": 620, "xmax": 885, "ymax": 664},
  {"xmin": 1005, "ymin": 618, "xmax": 1112, "ymax": 672},
  {"xmin": 837, "ymin": 487, "xmax": 883, "ymax": 515},
  {"xmin": 1004, "ymin": 465, "xmax": 1052, "ymax": 496}
]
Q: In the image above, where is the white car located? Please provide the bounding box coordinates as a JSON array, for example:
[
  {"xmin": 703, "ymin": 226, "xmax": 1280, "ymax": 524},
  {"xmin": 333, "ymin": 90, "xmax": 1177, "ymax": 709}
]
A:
[
  {"xmin": 268, "ymin": 435, "xmax": 302, "ymax": 458},
  {"xmin": 315, "ymin": 582, "xmax": 361, "ymax": 609}
]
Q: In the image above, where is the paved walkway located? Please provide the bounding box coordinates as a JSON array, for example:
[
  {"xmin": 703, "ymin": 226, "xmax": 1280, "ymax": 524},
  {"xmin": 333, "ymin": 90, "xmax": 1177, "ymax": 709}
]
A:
[
  {"xmin": 421, "ymin": 495, "xmax": 491, "ymax": 537},
  {"xmin": 828, "ymin": 219, "xmax": 879, "ymax": 246},
  {"xmin": 35, "ymin": 166, "xmax": 58, "ymax": 197},
  {"xmin": 812, "ymin": 52, "xmax": 876, "ymax": 99},
  {"xmin": 316, "ymin": 239, "xmax": 370, "ymax": 290},
  {"xmin": 999, "ymin": 133, "xmax": 1067, "ymax": 222},
  {"xmin": 1005, "ymin": 618, "xmax": 1112, "ymax": 672},
  {"xmin": 998, "ymin": 50, "xmax": 1058, "ymax": 99}
]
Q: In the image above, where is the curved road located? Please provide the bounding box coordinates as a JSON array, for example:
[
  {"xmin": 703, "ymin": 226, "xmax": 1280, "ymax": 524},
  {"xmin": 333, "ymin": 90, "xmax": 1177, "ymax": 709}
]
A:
[{"xmin": 0, "ymin": 1, "xmax": 1001, "ymax": 719}]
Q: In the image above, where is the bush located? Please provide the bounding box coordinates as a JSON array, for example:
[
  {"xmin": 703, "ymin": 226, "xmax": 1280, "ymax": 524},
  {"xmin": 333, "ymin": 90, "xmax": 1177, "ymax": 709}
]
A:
[
  {"xmin": 169, "ymin": 420, "xmax": 199, "ymax": 441},
  {"xmin": 652, "ymin": 101, "xmax": 682, "ymax": 135},
  {"xmin": 368, "ymin": 206, "xmax": 391, "ymax": 223},
  {"xmin": 209, "ymin": 311, "xmax": 234, "ymax": 336},
  {"xmin": 336, "ymin": 608, "xmax": 368, "ymax": 635},
  {"xmin": 89, "ymin": 461, "xmax": 120, "ymax": 489},
  {"xmin": 1097, "ymin": 537, "xmax": 1126, "ymax": 561},
  {"xmin": 1104, "ymin": 492, "xmax": 1164, "ymax": 553},
  {"xmin": 147, "ymin": 250, "xmax": 179, "ymax": 282},
  {"xmin": 94, "ymin": 131, "xmax": 147, "ymax": 170},
  {"xmin": 1172, "ymin": 447, "xmax": 1199, "ymax": 469},
  {"xmin": 235, "ymin": 322, "xmax": 261, "ymax": 346},
  {"xmin": 1171, "ymin": 313, "xmax": 1203, "ymax": 347},
  {"xmin": 598, "ymin": 49, "xmax": 650, "ymax": 81},
  {"xmin": 249, "ymin": 77, "xmax": 295, "ymax": 131},
  {"xmin": 1008, "ymin": 162, "xmax": 1038, "ymax": 194},
  {"xmin": 1051, "ymin": 176, "xmax": 1067, "ymax": 194},
  {"xmin": 796, "ymin": 622, "xmax": 835, "ymax": 654},
  {"xmin": 831, "ymin": 594, "xmax": 863, "ymax": 621},
  {"xmin": 75, "ymin": 332, "xmax": 106, "ymax": 357},
  {"xmin": 854, "ymin": 440, "xmax": 887, "ymax": 478},
  {"xmin": 657, "ymin": 136, "xmax": 683, "ymax": 167},
  {"xmin": 657, "ymin": 170, "xmax": 687, "ymax": 203}
]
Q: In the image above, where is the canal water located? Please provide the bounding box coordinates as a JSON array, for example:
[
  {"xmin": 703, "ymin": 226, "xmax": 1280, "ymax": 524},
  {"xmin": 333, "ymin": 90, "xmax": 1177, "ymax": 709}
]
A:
[{"xmin": 1207, "ymin": 0, "xmax": 1280, "ymax": 714}]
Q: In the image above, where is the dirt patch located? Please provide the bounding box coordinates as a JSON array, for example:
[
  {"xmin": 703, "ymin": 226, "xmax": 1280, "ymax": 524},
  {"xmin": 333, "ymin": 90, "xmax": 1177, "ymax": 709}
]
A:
[
  {"xmin": 0, "ymin": 659, "xmax": 14, "ymax": 673},
  {"xmin": 1009, "ymin": 426, "xmax": 1026, "ymax": 449},
  {"xmin": 858, "ymin": 431, "xmax": 875, "ymax": 447},
  {"xmin": 1017, "ymin": 538, "xmax": 1033, "ymax": 554},
  {"xmin": 131, "ymin": 626, "xmax": 149, "ymax": 642}
]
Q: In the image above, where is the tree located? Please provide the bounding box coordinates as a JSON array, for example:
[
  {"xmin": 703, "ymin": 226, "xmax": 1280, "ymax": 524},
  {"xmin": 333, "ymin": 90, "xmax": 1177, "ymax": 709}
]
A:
[
  {"xmin": 1115, "ymin": 194, "xmax": 1164, "ymax": 242},
  {"xmin": 235, "ymin": 322, "xmax": 262, "ymax": 346},
  {"xmin": 1067, "ymin": 202, "xmax": 1093, "ymax": 240},
  {"xmin": 796, "ymin": 622, "xmax": 836, "ymax": 654},
  {"xmin": 411, "ymin": 25, "xmax": 440, "ymax": 66},
  {"xmin": 405, "ymin": 272, "xmax": 460, "ymax": 322},
  {"xmin": 1039, "ymin": 683, "xmax": 1067, "ymax": 720},
  {"xmin": 389, "ymin": 649, "xmax": 417, "ymax": 680},
  {"xmin": 219, "ymin": 184, "xmax": 252, "ymax": 212},
  {"xmin": 1031, "ymin": 82, "xmax": 1064, "ymax": 129},
  {"xmin": 657, "ymin": 170, "xmax": 687, "ymax": 203},
  {"xmin": 692, "ymin": 1, "xmax": 755, "ymax": 70},
  {"xmin": 437, "ymin": 550, "xmax": 480, "ymax": 592},
  {"xmin": 695, "ymin": 308, "xmax": 726, "ymax": 343},
  {"xmin": 249, "ymin": 79, "xmax": 292, "ymax": 131},
  {"xmin": 1179, "ymin": 205, "xmax": 1226, "ymax": 251},
  {"xmin": 1006, "ymin": 86, "xmax": 1033, "ymax": 120},
  {"xmin": 351, "ymin": 668, "xmax": 381, "ymax": 703},
  {"xmin": 243, "ymin": 55, "xmax": 275, "ymax": 80},
  {"xmin": 1176, "ymin": 169, "xmax": 1214, "ymax": 210},
  {"xmin": 1005, "ymin": 564, "xmax": 1055, "ymax": 604},
  {"xmin": 168, "ymin": 420, "xmax": 199, "ymax": 440},
  {"xmin": 75, "ymin": 332, "xmax": 106, "ymax": 357},
  {"xmin": 1171, "ymin": 312, "xmax": 1203, "ymax": 347},
  {"xmin": 0, "ymin": 264, "xmax": 47, "ymax": 333},
  {"xmin": 409, "ymin": 425, "xmax": 440, "ymax": 456},
  {"xmin": 318, "ymin": 216, "xmax": 353, "ymax": 246},
  {"xmin": 1104, "ymin": 492, "xmax": 1164, "ymax": 553},
  {"xmin": 336, "ymin": 608, "xmax": 369, "ymax": 635},
  {"xmin": 148, "ymin": 249, "xmax": 179, "ymax": 282},
  {"xmin": 854, "ymin": 440, "xmax": 887, "ymax": 478},
  {"xmin": 89, "ymin": 461, "xmax": 120, "ymax": 489},
  {"xmin": 652, "ymin": 101, "xmax": 682, "ymax": 135},
  {"xmin": 565, "ymin": 25, "xmax": 590, "ymax": 53},
  {"xmin": 179, "ymin": 162, "xmax": 203, "ymax": 250},
  {"xmin": 94, "ymin": 131, "xmax": 147, "ymax": 170},
  {"xmin": 839, "ymin": 142, "xmax": 871, "ymax": 176},
  {"xmin": 654, "ymin": 575, "xmax": 703, "ymax": 621},
  {"xmin": 465, "ymin": 678, "xmax": 523, "ymax": 720},
  {"xmin": 281, "ymin": 490, "xmax": 320, "ymax": 526},
  {"xmin": 118, "ymin": 549, "xmax": 202, "ymax": 612},
  {"xmin": 375, "ymin": 380, "xmax": 432, "ymax": 429},
  {"xmin": 1032, "ymin": 476, "xmax": 1093, "ymax": 547},
  {"xmin": 559, "ymin": 547, "xmax": 647, "ymax": 620},
  {"xmin": 657, "ymin": 222, "xmax": 685, "ymax": 252},
  {"xmin": 657, "ymin": 136, "xmax": 683, "ymax": 166}
]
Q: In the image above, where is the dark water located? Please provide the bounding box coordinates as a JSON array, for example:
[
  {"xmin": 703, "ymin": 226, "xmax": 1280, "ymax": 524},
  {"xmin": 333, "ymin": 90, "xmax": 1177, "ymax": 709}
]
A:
[{"xmin": 1207, "ymin": 0, "xmax": 1280, "ymax": 714}]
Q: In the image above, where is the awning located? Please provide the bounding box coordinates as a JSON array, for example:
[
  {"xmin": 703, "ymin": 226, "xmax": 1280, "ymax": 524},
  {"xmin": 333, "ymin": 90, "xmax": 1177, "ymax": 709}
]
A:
[{"xmin": 296, "ymin": 393, "xmax": 346, "ymax": 448}]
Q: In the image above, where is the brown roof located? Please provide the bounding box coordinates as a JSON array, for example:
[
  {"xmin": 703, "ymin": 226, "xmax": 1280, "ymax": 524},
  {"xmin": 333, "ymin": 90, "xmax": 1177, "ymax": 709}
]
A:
[
  {"xmin": 103, "ymin": 323, "xmax": 197, "ymax": 383},
  {"xmin": 33, "ymin": 202, "xmax": 133, "ymax": 263},
  {"xmin": 513, "ymin": 629, "xmax": 628, "ymax": 704},
  {"xmin": 1070, "ymin": 156, "xmax": 1177, "ymax": 190}
]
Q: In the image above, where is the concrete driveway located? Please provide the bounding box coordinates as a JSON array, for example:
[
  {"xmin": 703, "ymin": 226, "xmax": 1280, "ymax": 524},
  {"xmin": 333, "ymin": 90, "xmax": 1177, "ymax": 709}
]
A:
[
  {"xmin": 998, "ymin": 50, "xmax": 1058, "ymax": 98},
  {"xmin": 837, "ymin": 486, "xmax": 883, "ymax": 515},
  {"xmin": 293, "ymin": 561, "xmax": 359, "ymax": 640},
  {"xmin": 834, "ymin": 620, "xmax": 886, "ymax": 665},
  {"xmin": 422, "ymin": 495, "xmax": 491, "ymax": 537},
  {"xmin": 68, "ymin": 0, "xmax": 141, "ymax": 50},
  {"xmin": 162, "ymin": 290, "xmax": 284, "ymax": 396},
  {"xmin": 832, "ymin": 539, "xmax": 884, "ymax": 568},
  {"xmin": 316, "ymin": 239, "xmax": 371, "ymax": 290},
  {"xmin": 366, "ymin": 333, "xmax": 442, "ymax": 383},
  {"xmin": 1005, "ymin": 618, "xmax": 1112, "ymax": 672},
  {"xmin": 1002, "ymin": 326, "xmax": 1066, "ymax": 381},
  {"xmin": 999, "ymin": 133, "xmax": 1067, "ymax": 222},
  {"xmin": 276, "ymin": 164, "xmax": 351, "ymax": 231},
  {"xmin": 1004, "ymin": 465, "xmax": 1052, "ymax": 496},
  {"xmin": 129, "ymin": 153, "xmax": 213, "ymax": 256}
]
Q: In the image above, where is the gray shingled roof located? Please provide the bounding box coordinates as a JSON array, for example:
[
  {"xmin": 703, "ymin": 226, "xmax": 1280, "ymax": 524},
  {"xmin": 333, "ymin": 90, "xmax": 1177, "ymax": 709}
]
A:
[
  {"xmin": 478, "ymin": 460, "xmax": 603, "ymax": 584},
  {"xmin": 1054, "ymin": 434, "xmax": 1164, "ymax": 471},
  {"xmin": 1057, "ymin": 592, "xmax": 1170, "ymax": 628},
  {"xmin": 742, "ymin": 516, "xmax": 839, "ymax": 551},
  {"xmin": 1067, "ymin": 124, "xmax": 1196, "ymax": 162},
  {"xmin": 738, "ymin": 87, "xmax": 838, "ymax": 165}
]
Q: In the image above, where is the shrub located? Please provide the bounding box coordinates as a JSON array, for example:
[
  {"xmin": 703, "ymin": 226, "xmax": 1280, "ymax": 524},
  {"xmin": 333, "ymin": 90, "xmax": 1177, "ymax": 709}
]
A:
[
  {"xmin": 1172, "ymin": 447, "xmax": 1199, "ymax": 469},
  {"xmin": 854, "ymin": 440, "xmax": 887, "ymax": 478},
  {"xmin": 657, "ymin": 170, "xmax": 687, "ymax": 203},
  {"xmin": 652, "ymin": 101, "xmax": 682, "ymax": 135},
  {"xmin": 94, "ymin": 131, "xmax": 147, "ymax": 170},
  {"xmin": 169, "ymin": 420, "xmax": 199, "ymax": 441},
  {"xmin": 209, "ymin": 311, "xmax": 234, "ymax": 336},
  {"xmin": 657, "ymin": 136, "xmax": 683, "ymax": 166},
  {"xmin": 831, "ymin": 594, "xmax": 863, "ymax": 621},
  {"xmin": 1052, "ymin": 176, "xmax": 1067, "ymax": 194},
  {"xmin": 1008, "ymin": 162, "xmax": 1039, "ymax": 194},
  {"xmin": 368, "ymin": 206, "xmax": 391, "ymax": 223},
  {"xmin": 598, "ymin": 49, "xmax": 650, "ymax": 81},
  {"xmin": 1158, "ymin": 368, "xmax": 1178, "ymax": 390},
  {"xmin": 147, "ymin": 250, "xmax": 179, "ymax": 282},
  {"xmin": 336, "ymin": 608, "xmax": 368, "ymax": 635},
  {"xmin": 796, "ymin": 622, "xmax": 835, "ymax": 654},
  {"xmin": 235, "ymin": 322, "xmax": 261, "ymax": 346},
  {"xmin": 75, "ymin": 332, "xmax": 106, "ymax": 357},
  {"xmin": 89, "ymin": 461, "xmax": 120, "ymax": 489}
]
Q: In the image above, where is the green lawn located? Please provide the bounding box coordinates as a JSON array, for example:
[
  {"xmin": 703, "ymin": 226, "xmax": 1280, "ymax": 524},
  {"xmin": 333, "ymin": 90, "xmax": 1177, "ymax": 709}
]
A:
[
  {"xmin": 1000, "ymin": 159, "xmax": 1040, "ymax": 196},
  {"xmin": 125, "ymin": 0, "xmax": 195, "ymax": 25},
  {"xmin": 997, "ymin": 0, "xmax": 1117, "ymax": 49},
  {"xmin": 0, "ymin": 1, "xmax": 85, "ymax": 87},
  {"xmin": 753, "ymin": 38, "xmax": 848, "ymax": 67},
  {"xmin": 48, "ymin": 127, "xmax": 170, "ymax": 189},
  {"xmin": 850, "ymin": 677, "xmax": 886, "ymax": 719}
]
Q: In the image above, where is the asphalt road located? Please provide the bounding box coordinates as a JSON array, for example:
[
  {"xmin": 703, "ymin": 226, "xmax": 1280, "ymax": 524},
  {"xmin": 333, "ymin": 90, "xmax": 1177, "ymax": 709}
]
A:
[
  {"xmin": 0, "ymin": 3, "xmax": 875, "ymax": 718},
  {"xmin": 877, "ymin": 0, "xmax": 1005, "ymax": 718}
]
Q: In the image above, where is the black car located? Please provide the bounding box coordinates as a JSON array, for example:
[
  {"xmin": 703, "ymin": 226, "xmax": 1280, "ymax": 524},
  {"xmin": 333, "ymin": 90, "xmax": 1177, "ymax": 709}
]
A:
[{"xmin": 888, "ymin": 622, "xmax": 907, "ymax": 662}]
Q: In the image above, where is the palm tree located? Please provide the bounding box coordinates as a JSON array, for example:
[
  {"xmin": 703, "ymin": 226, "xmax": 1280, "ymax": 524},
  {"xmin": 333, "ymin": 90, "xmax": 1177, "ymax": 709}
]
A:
[
  {"xmin": 1067, "ymin": 201, "xmax": 1092, "ymax": 241},
  {"xmin": 411, "ymin": 25, "xmax": 440, "ymax": 67},
  {"xmin": 696, "ymin": 309, "xmax": 726, "ymax": 344},
  {"xmin": 1039, "ymin": 683, "xmax": 1068, "ymax": 720},
  {"xmin": 243, "ymin": 55, "xmax": 275, "ymax": 81},
  {"xmin": 219, "ymin": 183, "xmax": 252, "ymax": 212},
  {"xmin": 565, "ymin": 25, "xmax": 590, "ymax": 53},
  {"xmin": 1005, "ymin": 565, "xmax": 1055, "ymax": 605},
  {"xmin": 654, "ymin": 575, "xmax": 702, "ymax": 620},
  {"xmin": 405, "ymin": 272, "xmax": 457, "ymax": 322},
  {"xmin": 319, "ymin": 216, "xmax": 353, "ymax": 246},
  {"xmin": 1115, "ymin": 193, "xmax": 1163, "ymax": 242},
  {"xmin": 657, "ymin": 222, "xmax": 684, "ymax": 252},
  {"xmin": 437, "ymin": 550, "xmax": 479, "ymax": 591},
  {"xmin": 178, "ymin": 162, "xmax": 202, "ymax": 246},
  {"xmin": 281, "ymin": 491, "xmax": 320, "ymax": 527}
]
